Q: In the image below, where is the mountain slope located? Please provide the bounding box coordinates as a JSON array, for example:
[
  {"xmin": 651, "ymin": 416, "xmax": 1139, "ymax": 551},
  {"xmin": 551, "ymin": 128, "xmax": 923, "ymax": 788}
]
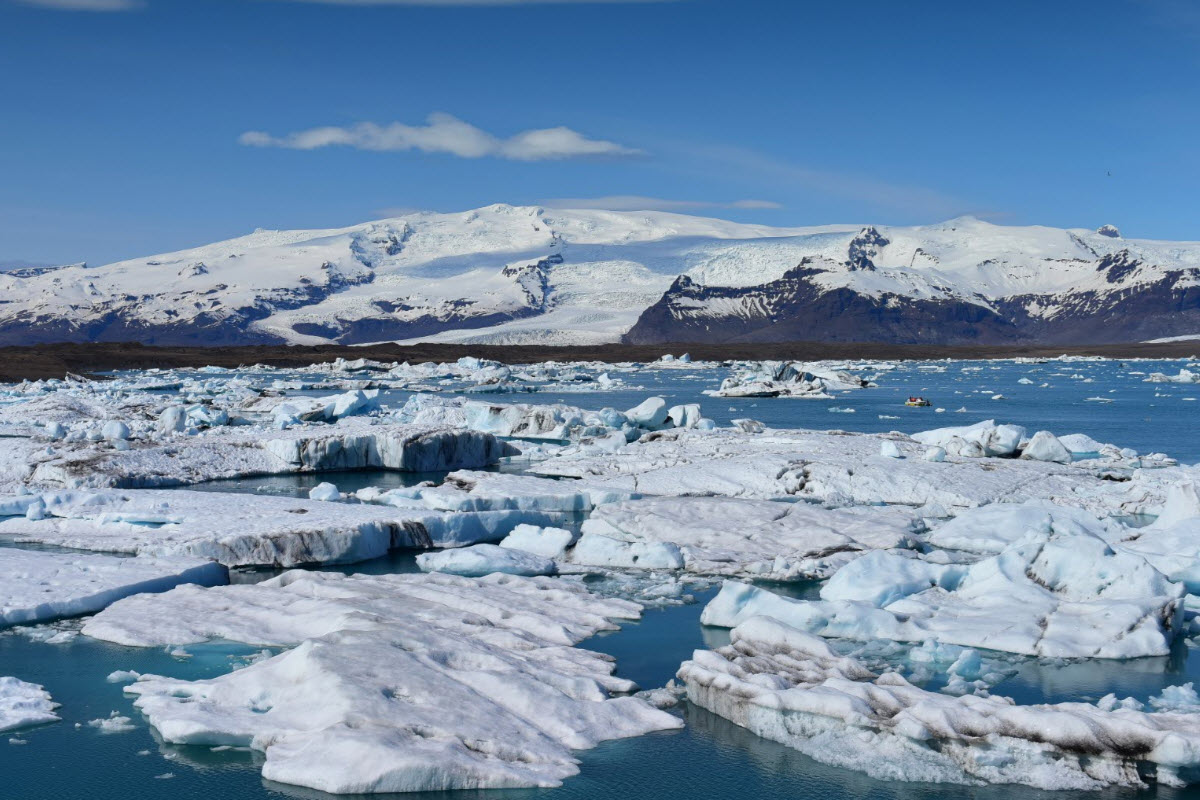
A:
[{"xmin": 1, "ymin": 207, "xmax": 1197, "ymax": 347}]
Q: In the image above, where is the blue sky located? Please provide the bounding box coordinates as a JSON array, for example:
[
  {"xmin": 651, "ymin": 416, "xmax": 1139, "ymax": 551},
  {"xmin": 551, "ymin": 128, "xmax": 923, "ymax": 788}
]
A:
[{"xmin": 1, "ymin": 0, "xmax": 1197, "ymax": 265}]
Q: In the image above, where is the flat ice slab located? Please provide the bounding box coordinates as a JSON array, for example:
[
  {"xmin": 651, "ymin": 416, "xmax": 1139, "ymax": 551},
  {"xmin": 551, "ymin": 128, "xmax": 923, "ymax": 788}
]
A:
[
  {"xmin": 680, "ymin": 617, "xmax": 1200, "ymax": 789},
  {"xmin": 86, "ymin": 571, "xmax": 682, "ymax": 794},
  {"xmin": 0, "ymin": 489, "xmax": 559, "ymax": 567},
  {"xmin": 531, "ymin": 426, "xmax": 1156, "ymax": 513},
  {"xmin": 0, "ymin": 677, "xmax": 60, "ymax": 733},
  {"xmin": 0, "ymin": 548, "xmax": 226, "ymax": 627},
  {"xmin": 572, "ymin": 496, "xmax": 920, "ymax": 580}
]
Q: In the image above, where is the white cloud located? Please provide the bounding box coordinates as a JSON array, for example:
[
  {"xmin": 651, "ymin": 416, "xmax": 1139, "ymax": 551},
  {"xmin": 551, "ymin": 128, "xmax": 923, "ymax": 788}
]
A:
[
  {"xmin": 540, "ymin": 195, "xmax": 781, "ymax": 212},
  {"xmin": 13, "ymin": 0, "xmax": 140, "ymax": 9},
  {"xmin": 239, "ymin": 113, "xmax": 641, "ymax": 161}
]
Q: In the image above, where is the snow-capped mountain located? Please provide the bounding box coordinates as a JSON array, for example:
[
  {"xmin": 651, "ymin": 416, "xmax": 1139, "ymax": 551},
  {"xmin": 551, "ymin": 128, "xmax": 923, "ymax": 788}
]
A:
[{"xmin": 2, "ymin": 205, "xmax": 1198, "ymax": 347}]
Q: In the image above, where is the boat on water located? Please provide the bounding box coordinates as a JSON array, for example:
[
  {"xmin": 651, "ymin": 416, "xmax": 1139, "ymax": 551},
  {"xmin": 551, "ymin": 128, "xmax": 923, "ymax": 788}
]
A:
[{"xmin": 905, "ymin": 396, "xmax": 932, "ymax": 407}]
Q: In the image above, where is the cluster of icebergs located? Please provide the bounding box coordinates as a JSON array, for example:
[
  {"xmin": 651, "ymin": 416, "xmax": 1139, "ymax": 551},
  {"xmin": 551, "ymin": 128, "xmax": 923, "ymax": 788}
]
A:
[{"xmin": 4, "ymin": 359, "xmax": 1200, "ymax": 794}]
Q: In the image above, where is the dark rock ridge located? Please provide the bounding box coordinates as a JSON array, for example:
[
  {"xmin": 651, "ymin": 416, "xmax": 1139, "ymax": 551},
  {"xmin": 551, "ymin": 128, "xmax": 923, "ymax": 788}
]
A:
[{"xmin": 625, "ymin": 252, "xmax": 1200, "ymax": 346}]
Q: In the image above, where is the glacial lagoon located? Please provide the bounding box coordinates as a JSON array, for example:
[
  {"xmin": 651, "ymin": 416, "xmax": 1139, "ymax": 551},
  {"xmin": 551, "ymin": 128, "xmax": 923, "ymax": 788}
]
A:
[{"xmin": 3, "ymin": 356, "xmax": 1200, "ymax": 799}]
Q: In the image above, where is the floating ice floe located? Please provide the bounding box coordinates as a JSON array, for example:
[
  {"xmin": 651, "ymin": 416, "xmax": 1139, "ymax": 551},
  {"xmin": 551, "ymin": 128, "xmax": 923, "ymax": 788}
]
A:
[
  {"xmin": 679, "ymin": 616, "xmax": 1200, "ymax": 790},
  {"xmin": 0, "ymin": 677, "xmax": 59, "ymax": 733},
  {"xmin": 0, "ymin": 548, "xmax": 226, "ymax": 626},
  {"xmin": 0, "ymin": 489, "xmax": 563, "ymax": 567},
  {"xmin": 703, "ymin": 511, "xmax": 1185, "ymax": 658},
  {"xmin": 531, "ymin": 426, "xmax": 1161, "ymax": 513},
  {"xmin": 1146, "ymin": 369, "xmax": 1200, "ymax": 384},
  {"xmin": 85, "ymin": 570, "xmax": 681, "ymax": 794},
  {"xmin": 570, "ymin": 497, "xmax": 921, "ymax": 580}
]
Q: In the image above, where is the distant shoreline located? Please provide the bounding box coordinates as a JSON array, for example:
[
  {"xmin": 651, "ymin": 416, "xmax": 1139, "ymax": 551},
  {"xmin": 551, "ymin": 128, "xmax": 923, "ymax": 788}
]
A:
[{"xmin": 0, "ymin": 340, "xmax": 1196, "ymax": 382}]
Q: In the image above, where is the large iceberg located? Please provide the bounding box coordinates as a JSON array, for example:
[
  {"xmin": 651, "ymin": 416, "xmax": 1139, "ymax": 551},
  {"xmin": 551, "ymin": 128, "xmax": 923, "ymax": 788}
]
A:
[
  {"xmin": 85, "ymin": 570, "xmax": 682, "ymax": 794},
  {"xmin": 0, "ymin": 548, "xmax": 226, "ymax": 626},
  {"xmin": 7, "ymin": 419, "xmax": 513, "ymax": 490},
  {"xmin": 679, "ymin": 616, "xmax": 1200, "ymax": 789},
  {"xmin": 702, "ymin": 516, "xmax": 1185, "ymax": 658}
]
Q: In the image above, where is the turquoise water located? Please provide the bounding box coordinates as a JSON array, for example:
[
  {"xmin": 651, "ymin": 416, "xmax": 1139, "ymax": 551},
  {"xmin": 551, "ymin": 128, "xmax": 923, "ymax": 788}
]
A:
[{"xmin": 5, "ymin": 358, "xmax": 1200, "ymax": 798}]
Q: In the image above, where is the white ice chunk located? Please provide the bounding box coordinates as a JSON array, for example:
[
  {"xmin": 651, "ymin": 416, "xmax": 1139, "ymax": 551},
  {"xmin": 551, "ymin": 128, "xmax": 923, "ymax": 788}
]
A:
[
  {"xmin": 0, "ymin": 677, "xmax": 59, "ymax": 733},
  {"xmin": 307, "ymin": 482, "xmax": 340, "ymax": 502},
  {"xmin": 499, "ymin": 524, "xmax": 577, "ymax": 559},
  {"xmin": 416, "ymin": 544, "xmax": 556, "ymax": 577},
  {"xmin": 1021, "ymin": 431, "xmax": 1072, "ymax": 464},
  {"xmin": 912, "ymin": 420, "xmax": 1026, "ymax": 457}
]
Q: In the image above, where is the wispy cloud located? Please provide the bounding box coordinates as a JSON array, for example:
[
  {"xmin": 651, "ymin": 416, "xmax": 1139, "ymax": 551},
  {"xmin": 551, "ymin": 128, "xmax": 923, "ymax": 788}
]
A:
[
  {"xmin": 12, "ymin": 0, "xmax": 140, "ymax": 9},
  {"xmin": 540, "ymin": 195, "xmax": 781, "ymax": 212},
  {"xmin": 686, "ymin": 144, "xmax": 972, "ymax": 219},
  {"xmin": 239, "ymin": 113, "xmax": 642, "ymax": 161}
]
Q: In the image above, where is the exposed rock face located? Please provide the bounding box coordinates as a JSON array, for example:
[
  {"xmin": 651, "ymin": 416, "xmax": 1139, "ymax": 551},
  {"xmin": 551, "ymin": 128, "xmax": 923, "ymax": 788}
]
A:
[{"xmin": 625, "ymin": 243, "xmax": 1200, "ymax": 346}]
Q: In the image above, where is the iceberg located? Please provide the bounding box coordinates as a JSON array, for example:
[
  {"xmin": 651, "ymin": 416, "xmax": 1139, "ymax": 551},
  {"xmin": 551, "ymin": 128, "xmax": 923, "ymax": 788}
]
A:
[
  {"xmin": 0, "ymin": 489, "xmax": 562, "ymax": 567},
  {"xmin": 85, "ymin": 570, "xmax": 682, "ymax": 794},
  {"xmin": 679, "ymin": 616, "xmax": 1200, "ymax": 789},
  {"xmin": 702, "ymin": 517, "xmax": 1184, "ymax": 658},
  {"xmin": 5, "ymin": 419, "xmax": 513, "ymax": 490}
]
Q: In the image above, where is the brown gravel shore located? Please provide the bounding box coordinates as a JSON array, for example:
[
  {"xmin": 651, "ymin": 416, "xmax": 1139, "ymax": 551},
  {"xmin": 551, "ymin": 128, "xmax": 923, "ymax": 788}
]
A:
[{"xmin": 0, "ymin": 340, "xmax": 1195, "ymax": 382}]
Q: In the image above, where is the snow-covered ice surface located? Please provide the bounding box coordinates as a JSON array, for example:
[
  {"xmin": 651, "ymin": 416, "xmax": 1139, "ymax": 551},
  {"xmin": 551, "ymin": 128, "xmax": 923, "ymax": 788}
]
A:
[
  {"xmin": 85, "ymin": 570, "xmax": 681, "ymax": 794},
  {"xmin": 0, "ymin": 677, "xmax": 59, "ymax": 733},
  {"xmin": 572, "ymin": 497, "xmax": 921, "ymax": 580},
  {"xmin": 0, "ymin": 548, "xmax": 226, "ymax": 626}
]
